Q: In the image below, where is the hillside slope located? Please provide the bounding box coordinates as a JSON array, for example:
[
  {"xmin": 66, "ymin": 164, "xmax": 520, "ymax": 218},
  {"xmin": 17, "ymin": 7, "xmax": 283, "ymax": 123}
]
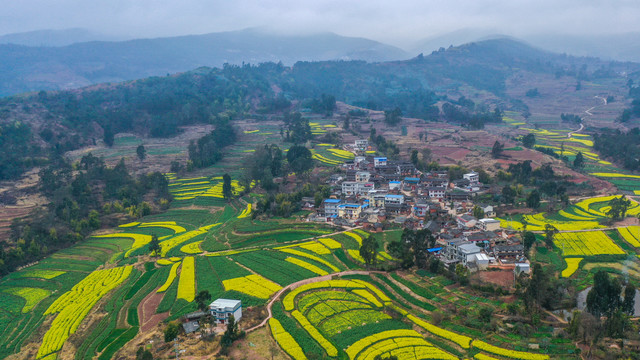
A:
[{"xmin": 0, "ymin": 28, "xmax": 410, "ymax": 96}]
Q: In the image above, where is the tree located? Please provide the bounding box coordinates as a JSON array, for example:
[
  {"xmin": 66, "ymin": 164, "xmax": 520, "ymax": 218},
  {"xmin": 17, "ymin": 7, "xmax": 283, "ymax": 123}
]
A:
[
  {"xmin": 472, "ymin": 206, "xmax": 484, "ymax": 219},
  {"xmin": 164, "ymin": 322, "xmax": 180, "ymax": 342},
  {"xmin": 522, "ymin": 133, "xmax": 536, "ymax": 148},
  {"xmin": 286, "ymin": 145, "xmax": 313, "ymax": 173},
  {"xmin": 195, "ymin": 290, "xmax": 212, "ymax": 312},
  {"xmin": 220, "ymin": 314, "xmax": 244, "ymax": 352},
  {"xmin": 103, "ymin": 126, "xmax": 114, "ymax": 147},
  {"xmin": 526, "ymin": 190, "xmax": 541, "ymax": 209},
  {"xmin": 573, "ymin": 151, "xmax": 584, "ymax": 168},
  {"xmin": 523, "ymin": 231, "xmax": 536, "ymax": 251},
  {"xmin": 586, "ymin": 270, "xmax": 621, "ymax": 318},
  {"xmin": 149, "ymin": 234, "xmax": 160, "ymax": 257},
  {"xmin": 136, "ymin": 144, "xmax": 146, "ymax": 161},
  {"xmin": 222, "ymin": 173, "xmax": 233, "ymax": 201},
  {"xmin": 501, "ymin": 185, "xmax": 516, "ymax": 204},
  {"xmin": 359, "ymin": 235, "xmax": 379, "ymax": 267},
  {"xmin": 136, "ymin": 347, "xmax": 153, "ymax": 360},
  {"xmin": 491, "ymin": 141, "xmax": 504, "ymax": 158},
  {"xmin": 622, "ymin": 283, "xmax": 636, "ymax": 315},
  {"xmin": 384, "ymin": 107, "xmax": 402, "ymax": 126},
  {"xmin": 544, "ymin": 224, "xmax": 558, "ymax": 248},
  {"xmin": 455, "ymin": 264, "xmax": 469, "ymax": 285},
  {"xmin": 607, "ymin": 195, "xmax": 631, "ymax": 221}
]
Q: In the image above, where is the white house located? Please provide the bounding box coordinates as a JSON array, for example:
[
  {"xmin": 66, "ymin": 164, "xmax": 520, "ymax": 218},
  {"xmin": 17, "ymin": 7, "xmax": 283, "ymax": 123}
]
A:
[
  {"xmin": 354, "ymin": 139, "xmax": 369, "ymax": 151},
  {"xmin": 374, "ymin": 157, "xmax": 388, "ymax": 167},
  {"xmin": 342, "ymin": 181, "xmax": 374, "ymax": 196},
  {"xmin": 209, "ymin": 299, "xmax": 242, "ymax": 325},
  {"xmin": 426, "ymin": 187, "xmax": 446, "ymax": 199},
  {"xmin": 463, "ymin": 171, "xmax": 479, "ymax": 185},
  {"xmin": 478, "ymin": 218, "xmax": 501, "ymax": 231}
]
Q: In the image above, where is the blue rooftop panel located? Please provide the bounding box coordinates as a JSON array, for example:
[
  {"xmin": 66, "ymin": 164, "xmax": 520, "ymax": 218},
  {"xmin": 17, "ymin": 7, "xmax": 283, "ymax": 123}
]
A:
[
  {"xmin": 385, "ymin": 195, "xmax": 404, "ymax": 198},
  {"xmin": 324, "ymin": 199, "xmax": 341, "ymax": 203}
]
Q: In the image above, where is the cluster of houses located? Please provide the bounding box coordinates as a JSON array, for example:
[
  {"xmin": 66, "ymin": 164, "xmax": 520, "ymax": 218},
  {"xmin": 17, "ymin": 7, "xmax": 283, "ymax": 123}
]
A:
[{"xmin": 310, "ymin": 139, "xmax": 530, "ymax": 274}]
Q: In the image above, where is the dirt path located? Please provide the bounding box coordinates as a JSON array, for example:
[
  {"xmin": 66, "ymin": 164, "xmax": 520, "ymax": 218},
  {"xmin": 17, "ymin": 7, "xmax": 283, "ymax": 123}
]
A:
[
  {"xmin": 567, "ymin": 122, "xmax": 585, "ymax": 138},
  {"xmin": 139, "ymin": 287, "xmax": 169, "ymax": 333}
]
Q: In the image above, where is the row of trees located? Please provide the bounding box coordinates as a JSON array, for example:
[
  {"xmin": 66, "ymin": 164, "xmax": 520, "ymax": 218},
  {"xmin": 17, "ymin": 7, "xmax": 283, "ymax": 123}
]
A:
[{"xmin": 0, "ymin": 154, "xmax": 170, "ymax": 275}]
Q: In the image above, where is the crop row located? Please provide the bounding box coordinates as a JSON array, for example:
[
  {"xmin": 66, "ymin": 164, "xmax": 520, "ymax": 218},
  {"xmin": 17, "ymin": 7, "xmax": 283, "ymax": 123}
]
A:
[
  {"xmin": 237, "ymin": 203, "xmax": 252, "ymax": 218},
  {"xmin": 37, "ymin": 266, "xmax": 132, "ymax": 358},
  {"xmin": 180, "ymin": 241, "xmax": 203, "ymax": 254},
  {"xmin": 357, "ymin": 338, "xmax": 456, "ymax": 360},
  {"xmin": 159, "ymin": 223, "xmax": 220, "ymax": 256},
  {"xmin": 619, "ymin": 227, "xmax": 640, "ymax": 247},
  {"xmin": 232, "ymin": 251, "xmax": 316, "ymax": 285},
  {"xmin": 318, "ymin": 308, "xmax": 391, "ymax": 336},
  {"xmin": 269, "ymin": 318, "xmax": 307, "ymax": 359},
  {"xmin": 279, "ymin": 248, "xmax": 340, "ymax": 272},
  {"xmin": 554, "ymin": 231, "xmax": 624, "ymax": 256},
  {"xmin": 222, "ymin": 274, "xmax": 282, "ymax": 299},
  {"xmin": 157, "ymin": 262, "xmax": 180, "ymax": 292},
  {"xmin": 291, "ymin": 310, "xmax": 338, "ymax": 356},
  {"xmin": 2, "ymin": 287, "xmax": 51, "ymax": 313},
  {"xmin": 298, "ymin": 290, "xmax": 370, "ymax": 314},
  {"xmin": 177, "ymin": 257, "xmax": 195, "ymax": 302},
  {"xmin": 561, "ymin": 258, "xmax": 583, "ymax": 278},
  {"xmin": 93, "ymin": 233, "xmax": 146, "ymax": 258},
  {"xmin": 285, "ymin": 257, "xmax": 328, "ymax": 276}
]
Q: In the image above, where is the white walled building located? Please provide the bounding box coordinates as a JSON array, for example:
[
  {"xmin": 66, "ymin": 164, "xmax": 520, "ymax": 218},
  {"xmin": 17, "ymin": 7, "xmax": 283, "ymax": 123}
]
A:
[{"xmin": 209, "ymin": 299, "xmax": 242, "ymax": 325}]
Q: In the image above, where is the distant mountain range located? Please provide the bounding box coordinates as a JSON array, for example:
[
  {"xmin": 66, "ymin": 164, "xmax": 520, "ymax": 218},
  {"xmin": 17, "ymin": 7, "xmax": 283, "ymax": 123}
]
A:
[
  {"xmin": 412, "ymin": 28, "xmax": 640, "ymax": 63},
  {"xmin": 2, "ymin": 26, "xmax": 640, "ymax": 98},
  {"xmin": 0, "ymin": 28, "xmax": 121, "ymax": 47},
  {"xmin": 0, "ymin": 28, "xmax": 410, "ymax": 97}
]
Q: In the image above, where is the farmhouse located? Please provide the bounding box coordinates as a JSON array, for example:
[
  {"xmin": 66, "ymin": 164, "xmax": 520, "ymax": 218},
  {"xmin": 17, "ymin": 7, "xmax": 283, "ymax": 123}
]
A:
[{"xmin": 209, "ymin": 298, "xmax": 242, "ymax": 325}]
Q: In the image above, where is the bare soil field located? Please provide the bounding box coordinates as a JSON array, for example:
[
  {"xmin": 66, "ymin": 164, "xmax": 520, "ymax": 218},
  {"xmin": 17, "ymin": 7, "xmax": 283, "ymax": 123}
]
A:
[{"xmin": 475, "ymin": 269, "xmax": 515, "ymax": 289}]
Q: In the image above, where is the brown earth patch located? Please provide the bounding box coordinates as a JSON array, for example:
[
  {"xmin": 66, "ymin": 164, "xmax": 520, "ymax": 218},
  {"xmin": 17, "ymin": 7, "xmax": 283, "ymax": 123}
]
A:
[
  {"xmin": 140, "ymin": 288, "xmax": 169, "ymax": 333},
  {"xmin": 474, "ymin": 270, "xmax": 515, "ymax": 289}
]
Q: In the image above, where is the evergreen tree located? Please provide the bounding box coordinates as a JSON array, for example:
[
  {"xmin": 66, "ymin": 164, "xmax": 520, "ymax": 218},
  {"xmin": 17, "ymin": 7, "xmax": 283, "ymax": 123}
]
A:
[
  {"xmin": 359, "ymin": 235, "xmax": 379, "ymax": 267},
  {"xmin": 622, "ymin": 283, "xmax": 636, "ymax": 315},
  {"xmin": 526, "ymin": 189, "xmax": 541, "ymax": 209},
  {"xmin": 573, "ymin": 151, "xmax": 584, "ymax": 168},
  {"xmin": 491, "ymin": 141, "xmax": 504, "ymax": 158},
  {"xmin": 222, "ymin": 173, "xmax": 233, "ymax": 201},
  {"xmin": 136, "ymin": 144, "xmax": 146, "ymax": 161},
  {"xmin": 149, "ymin": 234, "xmax": 160, "ymax": 257}
]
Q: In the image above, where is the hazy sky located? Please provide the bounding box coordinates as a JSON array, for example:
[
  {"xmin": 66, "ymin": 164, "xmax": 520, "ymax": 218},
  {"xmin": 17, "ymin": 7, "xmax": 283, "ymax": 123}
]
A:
[{"xmin": 3, "ymin": 0, "xmax": 640, "ymax": 46}]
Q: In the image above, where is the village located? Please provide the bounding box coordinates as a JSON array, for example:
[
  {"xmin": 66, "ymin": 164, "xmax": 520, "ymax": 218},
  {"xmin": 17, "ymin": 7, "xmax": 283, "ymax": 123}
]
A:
[{"xmin": 310, "ymin": 138, "xmax": 530, "ymax": 276}]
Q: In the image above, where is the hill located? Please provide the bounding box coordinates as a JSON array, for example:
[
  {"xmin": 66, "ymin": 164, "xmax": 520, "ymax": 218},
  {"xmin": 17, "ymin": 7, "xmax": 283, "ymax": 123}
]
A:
[
  {"xmin": 0, "ymin": 28, "xmax": 410, "ymax": 96},
  {"xmin": 0, "ymin": 28, "xmax": 119, "ymax": 47}
]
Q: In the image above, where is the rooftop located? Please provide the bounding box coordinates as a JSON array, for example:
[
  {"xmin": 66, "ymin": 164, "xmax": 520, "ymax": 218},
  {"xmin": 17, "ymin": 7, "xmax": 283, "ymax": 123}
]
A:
[
  {"xmin": 210, "ymin": 298, "xmax": 241, "ymax": 308},
  {"xmin": 324, "ymin": 199, "xmax": 342, "ymax": 203}
]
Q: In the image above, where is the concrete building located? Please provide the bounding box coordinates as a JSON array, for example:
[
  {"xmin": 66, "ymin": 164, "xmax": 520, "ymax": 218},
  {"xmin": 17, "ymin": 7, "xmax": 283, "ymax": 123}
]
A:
[
  {"xmin": 354, "ymin": 139, "xmax": 369, "ymax": 151},
  {"xmin": 374, "ymin": 157, "xmax": 388, "ymax": 167},
  {"xmin": 209, "ymin": 299, "xmax": 242, "ymax": 325},
  {"xmin": 324, "ymin": 199, "xmax": 342, "ymax": 217},
  {"xmin": 463, "ymin": 171, "xmax": 479, "ymax": 185},
  {"xmin": 355, "ymin": 171, "xmax": 371, "ymax": 183},
  {"xmin": 384, "ymin": 194, "xmax": 405, "ymax": 205},
  {"xmin": 342, "ymin": 181, "xmax": 374, "ymax": 196},
  {"xmin": 478, "ymin": 218, "xmax": 500, "ymax": 231},
  {"xmin": 457, "ymin": 214, "xmax": 477, "ymax": 228},
  {"xmin": 389, "ymin": 181, "xmax": 402, "ymax": 190},
  {"xmin": 426, "ymin": 187, "xmax": 446, "ymax": 199},
  {"xmin": 338, "ymin": 203, "xmax": 368, "ymax": 219}
]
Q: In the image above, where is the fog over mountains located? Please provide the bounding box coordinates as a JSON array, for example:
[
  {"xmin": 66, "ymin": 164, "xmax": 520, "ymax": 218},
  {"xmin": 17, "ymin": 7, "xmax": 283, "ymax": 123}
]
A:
[{"xmin": 0, "ymin": 27, "xmax": 639, "ymax": 97}]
